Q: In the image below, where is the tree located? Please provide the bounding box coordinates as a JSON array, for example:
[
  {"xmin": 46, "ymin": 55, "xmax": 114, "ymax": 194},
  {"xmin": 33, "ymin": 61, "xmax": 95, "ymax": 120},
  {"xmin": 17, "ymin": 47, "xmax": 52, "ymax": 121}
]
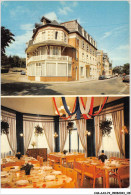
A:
[
  {"xmin": 123, "ymin": 63, "xmax": 129, "ymax": 75},
  {"xmin": 1, "ymin": 26, "xmax": 15, "ymax": 56},
  {"xmin": 112, "ymin": 66, "xmax": 123, "ymax": 74}
]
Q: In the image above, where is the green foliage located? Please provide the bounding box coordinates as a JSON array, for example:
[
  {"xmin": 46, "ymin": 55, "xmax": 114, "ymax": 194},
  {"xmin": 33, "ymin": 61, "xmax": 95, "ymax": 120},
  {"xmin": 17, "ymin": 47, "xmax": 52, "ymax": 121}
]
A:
[
  {"xmin": 123, "ymin": 63, "xmax": 129, "ymax": 75},
  {"xmin": 99, "ymin": 120, "xmax": 112, "ymax": 137},
  {"xmin": 1, "ymin": 55, "xmax": 26, "ymax": 68},
  {"xmin": 112, "ymin": 66, "xmax": 123, "ymax": 74},
  {"xmin": 34, "ymin": 125, "xmax": 44, "ymax": 136},
  {"xmin": 1, "ymin": 26, "xmax": 15, "ymax": 56},
  {"xmin": 113, "ymin": 63, "xmax": 130, "ymax": 75},
  {"xmin": 1, "ymin": 121, "xmax": 9, "ymax": 135}
]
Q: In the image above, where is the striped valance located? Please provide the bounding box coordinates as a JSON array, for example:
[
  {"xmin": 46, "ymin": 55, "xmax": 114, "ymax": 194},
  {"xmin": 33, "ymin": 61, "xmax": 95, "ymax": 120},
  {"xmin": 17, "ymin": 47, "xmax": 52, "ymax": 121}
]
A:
[
  {"xmin": 23, "ymin": 115, "xmax": 54, "ymax": 123},
  {"xmin": 1, "ymin": 110, "xmax": 16, "ymax": 119},
  {"xmin": 96, "ymin": 103, "xmax": 124, "ymax": 116}
]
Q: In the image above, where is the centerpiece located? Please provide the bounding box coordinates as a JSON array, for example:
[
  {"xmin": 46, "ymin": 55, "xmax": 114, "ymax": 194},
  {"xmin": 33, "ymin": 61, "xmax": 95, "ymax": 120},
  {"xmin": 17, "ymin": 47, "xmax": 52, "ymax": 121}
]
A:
[
  {"xmin": 20, "ymin": 163, "xmax": 34, "ymax": 175},
  {"xmin": 63, "ymin": 150, "xmax": 68, "ymax": 155},
  {"xmin": 15, "ymin": 152, "xmax": 22, "ymax": 160},
  {"xmin": 31, "ymin": 141, "xmax": 36, "ymax": 148}
]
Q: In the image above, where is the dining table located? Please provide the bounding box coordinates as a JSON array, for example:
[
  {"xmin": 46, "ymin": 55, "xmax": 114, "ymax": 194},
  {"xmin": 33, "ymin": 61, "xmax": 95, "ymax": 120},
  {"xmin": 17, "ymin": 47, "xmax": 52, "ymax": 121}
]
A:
[
  {"xmin": 1, "ymin": 165, "xmax": 72, "ymax": 188},
  {"xmin": 1, "ymin": 156, "xmax": 39, "ymax": 169},
  {"xmin": 49, "ymin": 152, "xmax": 85, "ymax": 165},
  {"xmin": 76, "ymin": 158, "xmax": 129, "ymax": 188}
]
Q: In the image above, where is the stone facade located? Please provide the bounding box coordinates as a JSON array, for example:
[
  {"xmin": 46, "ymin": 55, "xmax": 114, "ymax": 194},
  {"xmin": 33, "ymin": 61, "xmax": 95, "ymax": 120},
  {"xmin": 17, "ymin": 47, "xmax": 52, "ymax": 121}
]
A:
[{"xmin": 97, "ymin": 50, "xmax": 112, "ymax": 76}]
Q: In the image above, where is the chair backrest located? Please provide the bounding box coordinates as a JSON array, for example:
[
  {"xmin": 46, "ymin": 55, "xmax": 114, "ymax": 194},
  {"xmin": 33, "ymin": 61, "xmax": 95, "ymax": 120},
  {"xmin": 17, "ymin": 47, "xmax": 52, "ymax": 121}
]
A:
[
  {"xmin": 39, "ymin": 157, "xmax": 43, "ymax": 166},
  {"xmin": 83, "ymin": 164, "xmax": 95, "ymax": 179},
  {"xmin": 74, "ymin": 161, "xmax": 83, "ymax": 173},
  {"xmin": 54, "ymin": 156, "xmax": 61, "ymax": 163},
  {"xmin": 54, "ymin": 164, "xmax": 62, "ymax": 171},
  {"xmin": 66, "ymin": 155, "xmax": 75, "ymax": 163},
  {"xmin": 61, "ymin": 166, "xmax": 67, "ymax": 175},
  {"xmin": 66, "ymin": 167, "xmax": 77, "ymax": 187},
  {"xmin": 37, "ymin": 155, "xmax": 40, "ymax": 161},
  {"xmin": 75, "ymin": 157, "xmax": 86, "ymax": 162},
  {"xmin": 118, "ymin": 166, "xmax": 129, "ymax": 180}
]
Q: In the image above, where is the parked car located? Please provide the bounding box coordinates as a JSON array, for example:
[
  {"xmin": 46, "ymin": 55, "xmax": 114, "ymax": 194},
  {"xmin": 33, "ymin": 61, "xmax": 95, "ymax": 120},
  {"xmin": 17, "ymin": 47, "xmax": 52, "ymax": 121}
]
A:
[
  {"xmin": 99, "ymin": 75, "xmax": 105, "ymax": 80},
  {"xmin": 122, "ymin": 75, "xmax": 130, "ymax": 82},
  {"xmin": 105, "ymin": 75, "xmax": 111, "ymax": 79},
  {"xmin": 21, "ymin": 70, "xmax": 26, "ymax": 75}
]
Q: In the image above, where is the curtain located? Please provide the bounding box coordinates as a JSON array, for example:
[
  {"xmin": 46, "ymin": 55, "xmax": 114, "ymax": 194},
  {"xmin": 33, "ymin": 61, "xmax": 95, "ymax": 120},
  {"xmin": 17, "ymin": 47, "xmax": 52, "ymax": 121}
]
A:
[
  {"xmin": 2, "ymin": 112, "xmax": 17, "ymax": 154},
  {"xmin": 76, "ymin": 119, "xmax": 87, "ymax": 152},
  {"xmin": 42, "ymin": 122, "xmax": 54, "ymax": 153},
  {"xmin": 59, "ymin": 121, "xmax": 68, "ymax": 152},
  {"xmin": 112, "ymin": 110, "xmax": 125, "ymax": 158},
  {"xmin": 95, "ymin": 115, "xmax": 105, "ymax": 157},
  {"xmin": 23, "ymin": 121, "xmax": 34, "ymax": 154}
]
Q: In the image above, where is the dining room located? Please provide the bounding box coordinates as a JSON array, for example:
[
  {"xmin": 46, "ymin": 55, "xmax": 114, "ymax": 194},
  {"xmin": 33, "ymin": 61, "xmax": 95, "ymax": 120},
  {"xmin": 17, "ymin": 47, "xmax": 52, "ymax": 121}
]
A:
[{"xmin": 1, "ymin": 96, "xmax": 130, "ymax": 189}]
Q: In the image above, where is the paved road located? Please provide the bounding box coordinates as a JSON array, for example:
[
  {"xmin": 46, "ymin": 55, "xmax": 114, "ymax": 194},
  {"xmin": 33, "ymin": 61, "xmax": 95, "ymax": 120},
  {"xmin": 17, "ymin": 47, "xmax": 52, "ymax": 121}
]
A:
[{"xmin": 1, "ymin": 74, "xmax": 129, "ymax": 96}]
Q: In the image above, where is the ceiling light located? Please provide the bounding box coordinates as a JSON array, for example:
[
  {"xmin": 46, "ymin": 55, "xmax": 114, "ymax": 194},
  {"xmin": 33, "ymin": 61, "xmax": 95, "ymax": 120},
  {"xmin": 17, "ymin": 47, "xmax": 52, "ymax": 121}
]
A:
[{"xmin": 61, "ymin": 106, "xmax": 64, "ymax": 110}]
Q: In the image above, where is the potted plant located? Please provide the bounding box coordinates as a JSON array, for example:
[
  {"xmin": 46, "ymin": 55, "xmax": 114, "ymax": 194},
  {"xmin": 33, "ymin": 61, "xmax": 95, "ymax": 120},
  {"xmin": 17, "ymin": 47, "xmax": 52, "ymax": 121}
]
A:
[
  {"xmin": 34, "ymin": 125, "xmax": 44, "ymax": 136},
  {"xmin": 20, "ymin": 163, "xmax": 33, "ymax": 175},
  {"xmin": 99, "ymin": 120, "xmax": 112, "ymax": 137},
  {"xmin": 1, "ymin": 121, "xmax": 9, "ymax": 135},
  {"xmin": 67, "ymin": 121, "xmax": 74, "ymax": 130},
  {"xmin": 63, "ymin": 150, "xmax": 68, "ymax": 155}
]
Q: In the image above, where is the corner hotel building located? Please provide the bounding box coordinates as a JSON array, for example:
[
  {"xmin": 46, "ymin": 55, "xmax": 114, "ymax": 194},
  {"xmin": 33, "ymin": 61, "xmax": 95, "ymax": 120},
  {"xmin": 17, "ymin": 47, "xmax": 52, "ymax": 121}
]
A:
[{"xmin": 26, "ymin": 16, "xmax": 99, "ymax": 82}]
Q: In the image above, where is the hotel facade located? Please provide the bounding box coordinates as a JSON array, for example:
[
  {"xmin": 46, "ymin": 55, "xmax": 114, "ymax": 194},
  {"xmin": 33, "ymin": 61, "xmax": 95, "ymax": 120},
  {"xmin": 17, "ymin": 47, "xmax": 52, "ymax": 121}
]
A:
[
  {"xmin": 26, "ymin": 17, "xmax": 111, "ymax": 82},
  {"xmin": 97, "ymin": 50, "xmax": 112, "ymax": 76}
]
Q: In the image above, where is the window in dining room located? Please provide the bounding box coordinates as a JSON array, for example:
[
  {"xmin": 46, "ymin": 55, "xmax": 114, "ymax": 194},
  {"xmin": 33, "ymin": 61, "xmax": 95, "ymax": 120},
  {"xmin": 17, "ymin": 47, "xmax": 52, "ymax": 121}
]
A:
[
  {"xmin": 28, "ymin": 123, "xmax": 52, "ymax": 153},
  {"xmin": 99, "ymin": 113, "xmax": 121, "ymax": 158},
  {"xmin": 63, "ymin": 121, "xmax": 85, "ymax": 153},
  {"xmin": 1, "ymin": 134, "xmax": 13, "ymax": 158}
]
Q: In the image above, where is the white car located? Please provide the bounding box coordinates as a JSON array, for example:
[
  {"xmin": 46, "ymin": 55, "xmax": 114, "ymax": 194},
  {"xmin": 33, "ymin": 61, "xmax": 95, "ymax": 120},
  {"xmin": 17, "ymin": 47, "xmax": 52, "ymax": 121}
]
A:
[{"xmin": 105, "ymin": 75, "xmax": 111, "ymax": 79}]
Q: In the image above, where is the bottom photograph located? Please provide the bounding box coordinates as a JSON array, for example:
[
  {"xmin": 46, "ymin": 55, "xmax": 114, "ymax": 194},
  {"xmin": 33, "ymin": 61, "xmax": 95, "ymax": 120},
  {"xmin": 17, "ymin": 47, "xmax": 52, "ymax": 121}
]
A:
[{"xmin": 1, "ymin": 96, "xmax": 130, "ymax": 189}]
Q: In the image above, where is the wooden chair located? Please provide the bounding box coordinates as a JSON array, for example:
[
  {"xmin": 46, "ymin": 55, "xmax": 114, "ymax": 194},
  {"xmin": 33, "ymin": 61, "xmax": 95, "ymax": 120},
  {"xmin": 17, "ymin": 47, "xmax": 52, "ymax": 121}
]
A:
[
  {"xmin": 65, "ymin": 167, "xmax": 78, "ymax": 188},
  {"xmin": 54, "ymin": 164, "xmax": 62, "ymax": 171},
  {"xmin": 66, "ymin": 155, "xmax": 75, "ymax": 168},
  {"xmin": 48, "ymin": 155, "xmax": 55, "ymax": 167},
  {"xmin": 74, "ymin": 161, "xmax": 83, "ymax": 175},
  {"xmin": 54, "ymin": 156, "xmax": 61, "ymax": 164},
  {"xmin": 110, "ymin": 166, "xmax": 129, "ymax": 188},
  {"xmin": 39, "ymin": 157, "xmax": 43, "ymax": 166},
  {"xmin": 37, "ymin": 155, "xmax": 40, "ymax": 161},
  {"xmin": 61, "ymin": 166, "xmax": 67, "ymax": 175},
  {"xmin": 117, "ymin": 166, "xmax": 129, "ymax": 187},
  {"xmin": 81, "ymin": 164, "xmax": 105, "ymax": 188},
  {"xmin": 74, "ymin": 157, "xmax": 86, "ymax": 162}
]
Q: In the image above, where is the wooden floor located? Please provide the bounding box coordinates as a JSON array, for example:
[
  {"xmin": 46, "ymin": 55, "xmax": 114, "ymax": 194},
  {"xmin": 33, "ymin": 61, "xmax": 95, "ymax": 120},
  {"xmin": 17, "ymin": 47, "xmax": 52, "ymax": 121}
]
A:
[{"xmin": 79, "ymin": 177, "xmax": 129, "ymax": 188}]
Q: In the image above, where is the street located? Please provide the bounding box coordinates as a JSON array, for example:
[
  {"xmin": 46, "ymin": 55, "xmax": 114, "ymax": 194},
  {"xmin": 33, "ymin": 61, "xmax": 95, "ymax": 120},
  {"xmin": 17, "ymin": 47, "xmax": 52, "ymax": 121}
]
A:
[{"xmin": 1, "ymin": 74, "xmax": 129, "ymax": 96}]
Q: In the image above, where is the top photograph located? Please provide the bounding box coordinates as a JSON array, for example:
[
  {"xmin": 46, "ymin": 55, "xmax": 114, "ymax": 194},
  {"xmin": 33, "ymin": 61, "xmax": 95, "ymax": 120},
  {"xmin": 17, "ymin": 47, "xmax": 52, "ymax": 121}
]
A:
[{"xmin": 1, "ymin": 0, "xmax": 130, "ymax": 96}]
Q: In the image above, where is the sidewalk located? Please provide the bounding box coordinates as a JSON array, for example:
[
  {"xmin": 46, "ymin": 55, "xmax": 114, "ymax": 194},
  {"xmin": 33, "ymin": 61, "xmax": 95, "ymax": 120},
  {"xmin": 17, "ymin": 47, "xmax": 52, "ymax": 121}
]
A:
[{"xmin": 1, "ymin": 72, "xmax": 98, "ymax": 84}]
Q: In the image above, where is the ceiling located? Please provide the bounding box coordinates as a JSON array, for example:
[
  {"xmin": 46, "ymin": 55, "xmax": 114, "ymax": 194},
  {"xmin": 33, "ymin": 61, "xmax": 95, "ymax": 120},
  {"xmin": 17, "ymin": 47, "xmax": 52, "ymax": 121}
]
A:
[{"xmin": 1, "ymin": 96, "xmax": 123, "ymax": 116}]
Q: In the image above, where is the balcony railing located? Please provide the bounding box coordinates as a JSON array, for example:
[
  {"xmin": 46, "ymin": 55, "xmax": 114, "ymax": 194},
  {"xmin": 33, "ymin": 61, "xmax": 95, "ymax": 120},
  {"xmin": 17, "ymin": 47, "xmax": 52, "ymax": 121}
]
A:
[{"xmin": 27, "ymin": 55, "xmax": 72, "ymax": 64}]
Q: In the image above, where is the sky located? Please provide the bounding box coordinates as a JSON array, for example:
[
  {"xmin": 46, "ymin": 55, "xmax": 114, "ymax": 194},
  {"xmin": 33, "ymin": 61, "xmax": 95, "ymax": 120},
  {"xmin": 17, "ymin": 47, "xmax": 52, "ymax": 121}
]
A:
[{"xmin": 1, "ymin": 0, "xmax": 130, "ymax": 67}]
